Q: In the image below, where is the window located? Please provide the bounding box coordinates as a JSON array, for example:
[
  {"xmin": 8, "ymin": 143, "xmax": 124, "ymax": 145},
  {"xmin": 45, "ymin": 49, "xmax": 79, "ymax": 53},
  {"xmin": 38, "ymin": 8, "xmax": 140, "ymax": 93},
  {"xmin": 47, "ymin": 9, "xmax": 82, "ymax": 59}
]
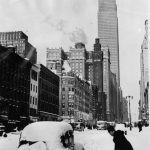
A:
[
  {"xmin": 62, "ymin": 80, "xmax": 66, "ymax": 84},
  {"xmin": 62, "ymin": 95, "xmax": 65, "ymax": 99},
  {"xmin": 35, "ymin": 98, "xmax": 37, "ymax": 105},
  {"xmin": 31, "ymin": 84, "xmax": 32, "ymax": 91},
  {"xmin": 33, "ymin": 97, "xmax": 34, "ymax": 104},
  {"xmin": 62, "ymin": 103, "xmax": 65, "ymax": 108},
  {"xmin": 31, "ymin": 70, "xmax": 37, "ymax": 81},
  {"xmin": 30, "ymin": 96, "xmax": 32, "ymax": 104},
  {"xmin": 62, "ymin": 111, "xmax": 65, "ymax": 116}
]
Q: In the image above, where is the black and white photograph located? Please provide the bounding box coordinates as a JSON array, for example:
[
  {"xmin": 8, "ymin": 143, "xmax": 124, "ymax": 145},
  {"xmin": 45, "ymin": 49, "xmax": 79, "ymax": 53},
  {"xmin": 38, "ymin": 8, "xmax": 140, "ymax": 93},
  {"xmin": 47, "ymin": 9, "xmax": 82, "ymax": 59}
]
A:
[{"xmin": 0, "ymin": 0, "xmax": 149, "ymax": 150}]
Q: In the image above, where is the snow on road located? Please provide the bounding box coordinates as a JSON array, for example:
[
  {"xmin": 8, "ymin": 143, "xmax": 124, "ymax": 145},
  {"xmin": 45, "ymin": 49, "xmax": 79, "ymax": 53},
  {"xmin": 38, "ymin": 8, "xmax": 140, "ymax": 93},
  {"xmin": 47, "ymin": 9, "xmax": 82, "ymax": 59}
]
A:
[
  {"xmin": 74, "ymin": 127, "xmax": 150, "ymax": 150},
  {"xmin": 0, "ymin": 127, "xmax": 149, "ymax": 150},
  {"xmin": 0, "ymin": 133, "xmax": 20, "ymax": 150}
]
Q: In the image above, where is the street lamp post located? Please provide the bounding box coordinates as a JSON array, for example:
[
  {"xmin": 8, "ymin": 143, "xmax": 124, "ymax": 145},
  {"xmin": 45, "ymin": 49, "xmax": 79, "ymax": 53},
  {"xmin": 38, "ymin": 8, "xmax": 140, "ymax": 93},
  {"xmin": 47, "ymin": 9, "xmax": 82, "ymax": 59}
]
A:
[{"xmin": 126, "ymin": 96, "xmax": 133, "ymax": 131}]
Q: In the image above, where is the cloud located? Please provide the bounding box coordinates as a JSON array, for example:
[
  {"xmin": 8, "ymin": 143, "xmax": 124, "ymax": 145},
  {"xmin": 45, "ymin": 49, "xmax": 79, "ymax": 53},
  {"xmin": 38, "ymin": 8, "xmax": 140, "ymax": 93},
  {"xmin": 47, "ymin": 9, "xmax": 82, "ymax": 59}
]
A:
[
  {"xmin": 44, "ymin": 15, "xmax": 88, "ymax": 44},
  {"xmin": 71, "ymin": 0, "xmax": 87, "ymax": 15},
  {"xmin": 44, "ymin": 15, "xmax": 68, "ymax": 34},
  {"xmin": 69, "ymin": 27, "xmax": 88, "ymax": 44}
]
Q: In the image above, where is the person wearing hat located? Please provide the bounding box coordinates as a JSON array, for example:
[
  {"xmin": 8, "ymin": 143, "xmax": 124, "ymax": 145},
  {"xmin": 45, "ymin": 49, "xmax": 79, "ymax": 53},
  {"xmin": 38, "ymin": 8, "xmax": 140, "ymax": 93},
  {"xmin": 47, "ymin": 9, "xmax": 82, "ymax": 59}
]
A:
[{"xmin": 107, "ymin": 125, "xmax": 133, "ymax": 150}]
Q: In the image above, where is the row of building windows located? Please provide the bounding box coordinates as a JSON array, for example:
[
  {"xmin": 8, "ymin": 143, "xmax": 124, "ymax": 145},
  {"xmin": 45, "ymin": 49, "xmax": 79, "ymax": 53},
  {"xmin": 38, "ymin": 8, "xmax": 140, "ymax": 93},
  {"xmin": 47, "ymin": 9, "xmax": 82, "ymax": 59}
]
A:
[
  {"xmin": 62, "ymin": 102, "xmax": 74, "ymax": 108},
  {"xmin": 41, "ymin": 71, "xmax": 59, "ymax": 86},
  {"xmin": 71, "ymin": 52, "xmax": 83, "ymax": 55},
  {"xmin": 0, "ymin": 32, "xmax": 21, "ymax": 40},
  {"xmin": 47, "ymin": 52, "xmax": 60, "ymax": 57},
  {"xmin": 30, "ymin": 96, "xmax": 38, "ymax": 105},
  {"xmin": 30, "ymin": 84, "xmax": 38, "ymax": 93},
  {"xmin": 39, "ymin": 102, "xmax": 58, "ymax": 114},
  {"xmin": 62, "ymin": 79, "xmax": 74, "ymax": 85},
  {"xmin": 41, "ymin": 83, "xmax": 58, "ymax": 95},
  {"xmin": 62, "ymin": 111, "xmax": 74, "ymax": 116},
  {"xmin": 71, "ymin": 62, "xmax": 83, "ymax": 66},
  {"xmin": 41, "ymin": 93, "xmax": 59, "ymax": 105},
  {"xmin": 62, "ymin": 94, "xmax": 74, "ymax": 99},
  {"xmin": 31, "ymin": 70, "xmax": 38, "ymax": 81},
  {"xmin": 62, "ymin": 87, "xmax": 74, "ymax": 92},
  {"xmin": 0, "ymin": 41, "xmax": 25, "ymax": 47},
  {"xmin": 62, "ymin": 89, "xmax": 88, "ymax": 100}
]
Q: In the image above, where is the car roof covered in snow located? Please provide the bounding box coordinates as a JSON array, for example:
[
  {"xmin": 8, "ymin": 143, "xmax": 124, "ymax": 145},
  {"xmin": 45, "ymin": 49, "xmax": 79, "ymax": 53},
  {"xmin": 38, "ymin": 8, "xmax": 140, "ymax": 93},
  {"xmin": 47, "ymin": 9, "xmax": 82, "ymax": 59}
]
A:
[{"xmin": 20, "ymin": 121, "xmax": 73, "ymax": 142}]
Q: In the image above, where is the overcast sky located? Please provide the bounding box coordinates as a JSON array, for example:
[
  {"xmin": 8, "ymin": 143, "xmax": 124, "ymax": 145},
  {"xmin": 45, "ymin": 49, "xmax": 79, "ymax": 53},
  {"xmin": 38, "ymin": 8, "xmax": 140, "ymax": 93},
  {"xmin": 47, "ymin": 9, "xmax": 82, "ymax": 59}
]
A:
[{"xmin": 0, "ymin": 0, "xmax": 149, "ymax": 121}]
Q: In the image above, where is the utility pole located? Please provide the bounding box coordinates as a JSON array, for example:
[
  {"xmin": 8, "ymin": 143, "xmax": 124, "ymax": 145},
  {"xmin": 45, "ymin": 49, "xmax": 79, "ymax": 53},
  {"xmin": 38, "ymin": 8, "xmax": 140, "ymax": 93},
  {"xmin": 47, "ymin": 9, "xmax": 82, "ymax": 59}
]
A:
[{"xmin": 126, "ymin": 96, "xmax": 133, "ymax": 131}]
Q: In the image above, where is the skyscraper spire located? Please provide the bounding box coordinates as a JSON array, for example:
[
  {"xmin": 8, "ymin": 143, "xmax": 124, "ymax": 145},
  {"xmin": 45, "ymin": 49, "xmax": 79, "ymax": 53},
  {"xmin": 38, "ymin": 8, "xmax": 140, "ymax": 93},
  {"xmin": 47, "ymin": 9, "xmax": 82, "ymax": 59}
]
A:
[{"xmin": 142, "ymin": 20, "xmax": 148, "ymax": 49}]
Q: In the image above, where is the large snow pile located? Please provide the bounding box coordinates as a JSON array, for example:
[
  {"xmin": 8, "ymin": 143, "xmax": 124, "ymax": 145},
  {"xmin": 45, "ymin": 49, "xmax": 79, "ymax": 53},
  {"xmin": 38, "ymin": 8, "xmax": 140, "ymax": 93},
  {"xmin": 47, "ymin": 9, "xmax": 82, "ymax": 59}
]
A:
[{"xmin": 20, "ymin": 121, "xmax": 72, "ymax": 150}]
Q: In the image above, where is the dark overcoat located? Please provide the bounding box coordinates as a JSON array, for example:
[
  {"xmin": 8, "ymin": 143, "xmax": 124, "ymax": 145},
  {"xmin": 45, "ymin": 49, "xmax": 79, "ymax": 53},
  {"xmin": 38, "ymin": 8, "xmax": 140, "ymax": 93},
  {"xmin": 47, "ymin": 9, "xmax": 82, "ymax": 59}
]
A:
[{"xmin": 113, "ymin": 130, "xmax": 133, "ymax": 150}]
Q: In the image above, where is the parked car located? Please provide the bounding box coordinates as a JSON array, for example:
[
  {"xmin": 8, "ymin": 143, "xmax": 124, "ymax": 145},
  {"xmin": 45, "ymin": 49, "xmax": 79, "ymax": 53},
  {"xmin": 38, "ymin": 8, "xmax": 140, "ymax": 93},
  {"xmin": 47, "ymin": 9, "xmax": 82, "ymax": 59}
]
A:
[
  {"xmin": 18, "ymin": 121, "xmax": 85, "ymax": 150},
  {"xmin": 73, "ymin": 122, "xmax": 85, "ymax": 131},
  {"xmin": 96, "ymin": 121, "xmax": 107, "ymax": 130}
]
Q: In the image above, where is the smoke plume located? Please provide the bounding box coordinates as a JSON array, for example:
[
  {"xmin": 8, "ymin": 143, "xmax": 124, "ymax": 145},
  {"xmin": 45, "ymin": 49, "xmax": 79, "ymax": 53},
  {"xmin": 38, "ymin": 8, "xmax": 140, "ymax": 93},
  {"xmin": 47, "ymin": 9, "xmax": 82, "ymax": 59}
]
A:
[{"xmin": 69, "ymin": 27, "xmax": 88, "ymax": 44}]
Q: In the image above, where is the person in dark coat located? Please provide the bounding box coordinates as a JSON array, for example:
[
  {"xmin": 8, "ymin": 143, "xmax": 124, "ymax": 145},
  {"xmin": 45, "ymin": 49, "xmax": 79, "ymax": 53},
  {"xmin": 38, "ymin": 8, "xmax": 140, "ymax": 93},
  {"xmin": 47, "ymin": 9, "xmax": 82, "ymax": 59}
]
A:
[
  {"xmin": 107, "ymin": 125, "xmax": 134, "ymax": 150},
  {"xmin": 138, "ymin": 121, "xmax": 142, "ymax": 132}
]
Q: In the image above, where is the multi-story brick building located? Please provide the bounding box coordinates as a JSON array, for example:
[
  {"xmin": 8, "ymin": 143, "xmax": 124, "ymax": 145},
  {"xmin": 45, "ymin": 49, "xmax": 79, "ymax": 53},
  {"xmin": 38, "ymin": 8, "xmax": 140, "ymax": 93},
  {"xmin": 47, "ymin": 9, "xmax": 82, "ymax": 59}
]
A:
[
  {"xmin": 46, "ymin": 47, "xmax": 67, "ymax": 76},
  {"xmin": 61, "ymin": 70, "xmax": 91, "ymax": 122},
  {"xmin": 69, "ymin": 43, "xmax": 87, "ymax": 80},
  {"xmin": 46, "ymin": 40, "xmax": 106, "ymax": 121},
  {"xmin": 37, "ymin": 64, "xmax": 59, "ymax": 121},
  {"xmin": 0, "ymin": 45, "xmax": 32, "ymax": 130},
  {"xmin": 0, "ymin": 31, "xmax": 37, "ymax": 64}
]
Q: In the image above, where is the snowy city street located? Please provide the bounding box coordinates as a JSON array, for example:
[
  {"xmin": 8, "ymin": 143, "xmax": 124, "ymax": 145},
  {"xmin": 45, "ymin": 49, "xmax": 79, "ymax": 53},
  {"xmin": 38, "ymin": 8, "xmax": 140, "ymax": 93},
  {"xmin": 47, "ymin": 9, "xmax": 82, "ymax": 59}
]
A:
[
  {"xmin": 0, "ymin": 0, "xmax": 149, "ymax": 150},
  {"xmin": 0, "ymin": 126, "xmax": 149, "ymax": 150}
]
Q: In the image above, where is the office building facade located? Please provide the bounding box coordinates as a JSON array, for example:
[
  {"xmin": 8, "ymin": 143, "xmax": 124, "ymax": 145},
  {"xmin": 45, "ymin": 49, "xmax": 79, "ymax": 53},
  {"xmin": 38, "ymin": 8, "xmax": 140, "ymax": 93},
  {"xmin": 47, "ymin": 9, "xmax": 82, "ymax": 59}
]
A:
[
  {"xmin": 0, "ymin": 45, "xmax": 32, "ymax": 130},
  {"xmin": 37, "ymin": 64, "xmax": 59, "ymax": 121},
  {"xmin": 97, "ymin": 0, "xmax": 120, "ymax": 85},
  {"xmin": 0, "ymin": 31, "xmax": 37, "ymax": 64}
]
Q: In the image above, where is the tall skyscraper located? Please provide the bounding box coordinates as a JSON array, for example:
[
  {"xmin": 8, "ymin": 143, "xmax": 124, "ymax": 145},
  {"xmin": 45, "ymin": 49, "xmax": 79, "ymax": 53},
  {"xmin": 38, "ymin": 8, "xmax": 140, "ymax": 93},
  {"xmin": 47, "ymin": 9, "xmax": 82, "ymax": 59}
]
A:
[
  {"xmin": 98, "ymin": 0, "xmax": 120, "ymax": 85},
  {"xmin": 139, "ymin": 20, "xmax": 149, "ymax": 120}
]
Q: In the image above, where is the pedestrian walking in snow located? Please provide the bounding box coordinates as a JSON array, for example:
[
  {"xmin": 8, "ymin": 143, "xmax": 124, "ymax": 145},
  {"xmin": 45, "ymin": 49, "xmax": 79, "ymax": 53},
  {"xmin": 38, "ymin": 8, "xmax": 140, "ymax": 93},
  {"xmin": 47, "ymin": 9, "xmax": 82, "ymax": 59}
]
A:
[
  {"xmin": 107, "ymin": 125, "xmax": 134, "ymax": 150},
  {"xmin": 138, "ymin": 121, "xmax": 142, "ymax": 132}
]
